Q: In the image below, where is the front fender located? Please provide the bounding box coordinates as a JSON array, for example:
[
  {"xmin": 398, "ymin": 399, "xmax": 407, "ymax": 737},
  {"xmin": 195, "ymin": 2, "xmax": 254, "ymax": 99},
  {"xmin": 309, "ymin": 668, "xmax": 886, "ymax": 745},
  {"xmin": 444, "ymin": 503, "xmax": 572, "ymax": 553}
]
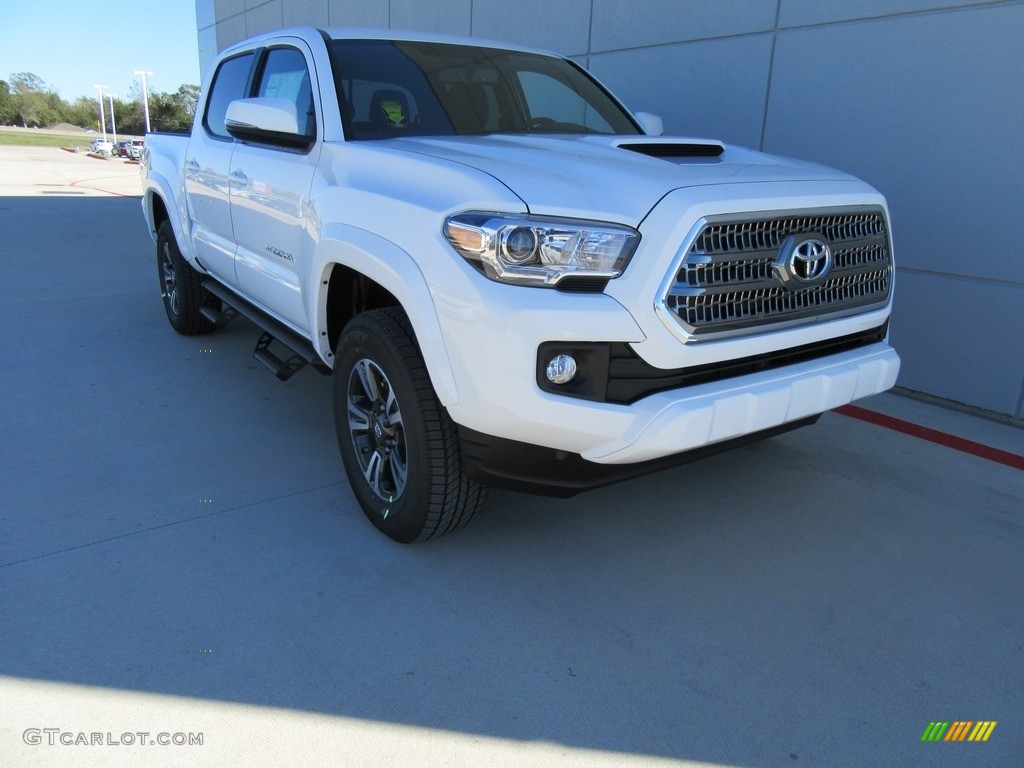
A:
[{"xmin": 311, "ymin": 224, "xmax": 460, "ymax": 406}]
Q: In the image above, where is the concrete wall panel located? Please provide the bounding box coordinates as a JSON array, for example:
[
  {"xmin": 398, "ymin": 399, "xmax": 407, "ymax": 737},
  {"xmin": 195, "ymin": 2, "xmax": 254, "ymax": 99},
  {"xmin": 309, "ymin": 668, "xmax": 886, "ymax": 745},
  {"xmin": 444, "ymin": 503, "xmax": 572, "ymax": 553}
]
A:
[
  {"xmin": 389, "ymin": 0, "xmax": 472, "ymax": 35},
  {"xmin": 197, "ymin": 0, "xmax": 217, "ymax": 29},
  {"xmin": 591, "ymin": 0, "xmax": 777, "ymax": 52},
  {"xmin": 245, "ymin": 1, "xmax": 284, "ymax": 37},
  {"xmin": 215, "ymin": 0, "xmax": 246, "ymax": 22},
  {"xmin": 197, "ymin": 26, "xmax": 220, "ymax": 85},
  {"xmin": 471, "ymin": 0, "xmax": 592, "ymax": 55},
  {"xmin": 590, "ymin": 35, "xmax": 773, "ymax": 149},
  {"xmin": 283, "ymin": 0, "xmax": 330, "ymax": 27},
  {"xmin": 891, "ymin": 271, "xmax": 1024, "ymax": 417},
  {"xmin": 214, "ymin": 12, "xmax": 248, "ymax": 52},
  {"xmin": 778, "ymin": 0, "xmax": 998, "ymax": 28},
  {"xmin": 327, "ymin": 0, "xmax": 388, "ymax": 27}
]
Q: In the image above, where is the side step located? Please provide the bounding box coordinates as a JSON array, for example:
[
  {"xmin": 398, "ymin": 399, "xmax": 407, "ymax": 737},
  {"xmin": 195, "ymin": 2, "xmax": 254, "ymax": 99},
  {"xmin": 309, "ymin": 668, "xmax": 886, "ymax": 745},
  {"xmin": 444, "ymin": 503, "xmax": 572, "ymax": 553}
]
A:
[
  {"xmin": 201, "ymin": 277, "xmax": 331, "ymax": 381},
  {"xmin": 199, "ymin": 300, "xmax": 239, "ymax": 328},
  {"xmin": 253, "ymin": 332, "xmax": 309, "ymax": 381}
]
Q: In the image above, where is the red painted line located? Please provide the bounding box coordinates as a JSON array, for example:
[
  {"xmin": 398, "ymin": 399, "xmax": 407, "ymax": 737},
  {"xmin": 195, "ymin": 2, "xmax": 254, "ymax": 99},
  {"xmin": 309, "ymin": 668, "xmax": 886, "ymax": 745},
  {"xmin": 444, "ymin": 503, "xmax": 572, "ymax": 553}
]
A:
[{"xmin": 835, "ymin": 404, "xmax": 1024, "ymax": 471}]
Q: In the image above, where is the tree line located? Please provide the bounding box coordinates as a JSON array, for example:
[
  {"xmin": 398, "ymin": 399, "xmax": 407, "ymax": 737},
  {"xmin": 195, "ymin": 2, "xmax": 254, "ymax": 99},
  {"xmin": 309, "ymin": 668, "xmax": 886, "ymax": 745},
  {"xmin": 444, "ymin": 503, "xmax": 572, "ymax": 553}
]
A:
[{"xmin": 0, "ymin": 72, "xmax": 200, "ymax": 134}]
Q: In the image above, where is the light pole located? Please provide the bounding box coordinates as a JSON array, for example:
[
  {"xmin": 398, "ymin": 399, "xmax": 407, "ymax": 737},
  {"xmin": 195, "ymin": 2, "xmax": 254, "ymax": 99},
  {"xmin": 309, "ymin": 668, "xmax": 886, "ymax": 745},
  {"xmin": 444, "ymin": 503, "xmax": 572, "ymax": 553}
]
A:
[
  {"xmin": 107, "ymin": 94, "xmax": 118, "ymax": 148},
  {"xmin": 92, "ymin": 84, "xmax": 108, "ymax": 142},
  {"xmin": 134, "ymin": 70, "xmax": 154, "ymax": 133}
]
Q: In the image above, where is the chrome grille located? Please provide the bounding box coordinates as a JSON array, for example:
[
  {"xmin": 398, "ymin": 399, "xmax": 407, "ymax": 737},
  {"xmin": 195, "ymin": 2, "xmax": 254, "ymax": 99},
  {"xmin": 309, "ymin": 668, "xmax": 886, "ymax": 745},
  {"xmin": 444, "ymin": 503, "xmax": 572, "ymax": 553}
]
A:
[{"xmin": 662, "ymin": 210, "xmax": 892, "ymax": 339}]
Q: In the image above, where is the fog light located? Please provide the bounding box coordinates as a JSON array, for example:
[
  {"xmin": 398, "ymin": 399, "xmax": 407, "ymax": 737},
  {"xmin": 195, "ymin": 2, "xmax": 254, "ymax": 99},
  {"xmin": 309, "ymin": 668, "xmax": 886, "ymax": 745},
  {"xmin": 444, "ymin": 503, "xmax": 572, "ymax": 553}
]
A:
[{"xmin": 545, "ymin": 354, "xmax": 577, "ymax": 385}]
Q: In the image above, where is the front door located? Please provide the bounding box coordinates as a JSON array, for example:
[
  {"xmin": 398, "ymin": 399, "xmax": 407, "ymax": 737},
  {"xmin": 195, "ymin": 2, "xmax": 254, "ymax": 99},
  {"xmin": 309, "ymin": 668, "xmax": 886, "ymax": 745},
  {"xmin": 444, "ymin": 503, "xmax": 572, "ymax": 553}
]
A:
[{"xmin": 230, "ymin": 45, "xmax": 320, "ymax": 332}]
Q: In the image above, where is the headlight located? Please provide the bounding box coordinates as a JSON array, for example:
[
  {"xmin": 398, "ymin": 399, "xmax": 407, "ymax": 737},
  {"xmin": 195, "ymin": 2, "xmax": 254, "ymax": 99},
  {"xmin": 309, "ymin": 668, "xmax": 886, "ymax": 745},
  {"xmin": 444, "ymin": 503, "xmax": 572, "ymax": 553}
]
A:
[{"xmin": 444, "ymin": 212, "xmax": 640, "ymax": 288}]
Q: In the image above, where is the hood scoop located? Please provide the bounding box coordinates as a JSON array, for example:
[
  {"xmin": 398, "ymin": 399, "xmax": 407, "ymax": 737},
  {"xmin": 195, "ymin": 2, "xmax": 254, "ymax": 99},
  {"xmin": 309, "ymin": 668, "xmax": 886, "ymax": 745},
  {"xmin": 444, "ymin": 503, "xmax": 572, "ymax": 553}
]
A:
[{"xmin": 618, "ymin": 141, "xmax": 725, "ymax": 160}]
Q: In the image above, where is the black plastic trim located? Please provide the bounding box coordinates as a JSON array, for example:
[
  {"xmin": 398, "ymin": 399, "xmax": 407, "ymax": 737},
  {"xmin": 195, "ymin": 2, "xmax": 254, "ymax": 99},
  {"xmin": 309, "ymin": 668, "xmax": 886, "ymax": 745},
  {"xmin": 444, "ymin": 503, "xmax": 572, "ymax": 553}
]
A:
[
  {"xmin": 619, "ymin": 142, "xmax": 724, "ymax": 158},
  {"xmin": 201, "ymin": 277, "xmax": 330, "ymax": 373},
  {"xmin": 554, "ymin": 276, "xmax": 611, "ymax": 293},
  {"xmin": 537, "ymin": 323, "xmax": 888, "ymax": 404},
  {"xmin": 227, "ymin": 123, "xmax": 316, "ymax": 152},
  {"xmin": 458, "ymin": 416, "xmax": 819, "ymax": 497}
]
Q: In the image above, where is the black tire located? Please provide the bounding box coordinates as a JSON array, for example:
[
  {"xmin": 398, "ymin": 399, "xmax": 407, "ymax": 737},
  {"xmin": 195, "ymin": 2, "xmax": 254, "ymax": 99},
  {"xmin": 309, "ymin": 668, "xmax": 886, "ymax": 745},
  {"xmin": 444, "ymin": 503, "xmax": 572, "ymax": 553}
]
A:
[
  {"xmin": 333, "ymin": 307, "xmax": 487, "ymax": 542},
  {"xmin": 156, "ymin": 220, "xmax": 216, "ymax": 335}
]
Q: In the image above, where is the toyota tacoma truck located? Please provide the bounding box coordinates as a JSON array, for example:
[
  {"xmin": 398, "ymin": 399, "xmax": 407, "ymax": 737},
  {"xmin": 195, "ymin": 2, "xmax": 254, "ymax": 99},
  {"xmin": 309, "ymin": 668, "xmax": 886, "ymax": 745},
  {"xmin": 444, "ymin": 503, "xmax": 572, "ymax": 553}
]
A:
[{"xmin": 141, "ymin": 28, "xmax": 900, "ymax": 542}]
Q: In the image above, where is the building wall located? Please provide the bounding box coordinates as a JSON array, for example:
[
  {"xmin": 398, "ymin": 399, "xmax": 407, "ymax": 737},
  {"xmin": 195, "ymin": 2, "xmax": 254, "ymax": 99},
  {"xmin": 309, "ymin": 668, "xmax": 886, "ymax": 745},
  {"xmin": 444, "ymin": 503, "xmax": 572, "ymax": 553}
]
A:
[{"xmin": 195, "ymin": 0, "xmax": 1024, "ymax": 419}]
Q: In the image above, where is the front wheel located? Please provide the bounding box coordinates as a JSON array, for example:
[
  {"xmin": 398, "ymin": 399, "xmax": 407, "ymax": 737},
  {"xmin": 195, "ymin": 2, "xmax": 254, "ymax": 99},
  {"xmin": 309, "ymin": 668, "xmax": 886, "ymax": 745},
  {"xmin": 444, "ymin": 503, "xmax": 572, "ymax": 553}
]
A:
[
  {"xmin": 156, "ymin": 220, "xmax": 215, "ymax": 335},
  {"xmin": 333, "ymin": 307, "xmax": 487, "ymax": 542}
]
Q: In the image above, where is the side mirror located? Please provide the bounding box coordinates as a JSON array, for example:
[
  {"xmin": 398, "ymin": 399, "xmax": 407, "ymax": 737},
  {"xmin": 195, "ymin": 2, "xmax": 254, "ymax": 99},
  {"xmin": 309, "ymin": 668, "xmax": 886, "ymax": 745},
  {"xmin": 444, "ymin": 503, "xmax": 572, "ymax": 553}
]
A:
[
  {"xmin": 634, "ymin": 111, "xmax": 664, "ymax": 137},
  {"xmin": 225, "ymin": 97, "xmax": 313, "ymax": 149}
]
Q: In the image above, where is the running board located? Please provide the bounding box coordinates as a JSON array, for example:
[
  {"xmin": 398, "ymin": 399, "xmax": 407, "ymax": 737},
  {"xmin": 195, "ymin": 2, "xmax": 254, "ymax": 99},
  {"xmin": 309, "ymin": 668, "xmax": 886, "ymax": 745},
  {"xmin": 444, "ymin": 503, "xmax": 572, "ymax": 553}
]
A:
[
  {"xmin": 199, "ymin": 300, "xmax": 239, "ymax": 328},
  {"xmin": 253, "ymin": 332, "xmax": 308, "ymax": 381},
  {"xmin": 201, "ymin": 278, "xmax": 331, "ymax": 380}
]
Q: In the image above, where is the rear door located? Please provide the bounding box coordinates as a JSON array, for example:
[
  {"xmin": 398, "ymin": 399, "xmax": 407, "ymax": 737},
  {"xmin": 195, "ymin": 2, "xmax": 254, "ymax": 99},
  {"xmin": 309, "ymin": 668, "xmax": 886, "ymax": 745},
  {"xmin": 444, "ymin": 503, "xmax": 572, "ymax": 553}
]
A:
[
  {"xmin": 229, "ymin": 44, "xmax": 320, "ymax": 332},
  {"xmin": 185, "ymin": 50, "xmax": 255, "ymax": 284}
]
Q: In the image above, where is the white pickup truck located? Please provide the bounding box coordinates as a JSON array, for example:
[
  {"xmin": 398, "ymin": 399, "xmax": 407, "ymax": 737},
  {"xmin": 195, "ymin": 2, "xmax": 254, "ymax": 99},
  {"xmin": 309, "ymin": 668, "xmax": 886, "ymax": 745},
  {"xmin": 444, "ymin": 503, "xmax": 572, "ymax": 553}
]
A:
[{"xmin": 142, "ymin": 27, "xmax": 900, "ymax": 542}]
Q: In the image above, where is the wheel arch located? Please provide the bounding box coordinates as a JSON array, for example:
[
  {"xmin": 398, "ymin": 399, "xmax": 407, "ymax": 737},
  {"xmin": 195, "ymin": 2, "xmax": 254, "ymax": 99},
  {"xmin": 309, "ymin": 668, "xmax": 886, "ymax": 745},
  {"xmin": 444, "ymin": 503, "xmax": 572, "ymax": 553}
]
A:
[
  {"xmin": 313, "ymin": 227, "xmax": 460, "ymax": 407},
  {"xmin": 142, "ymin": 170, "xmax": 192, "ymax": 259},
  {"xmin": 147, "ymin": 190, "xmax": 169, "ymax": 235}
]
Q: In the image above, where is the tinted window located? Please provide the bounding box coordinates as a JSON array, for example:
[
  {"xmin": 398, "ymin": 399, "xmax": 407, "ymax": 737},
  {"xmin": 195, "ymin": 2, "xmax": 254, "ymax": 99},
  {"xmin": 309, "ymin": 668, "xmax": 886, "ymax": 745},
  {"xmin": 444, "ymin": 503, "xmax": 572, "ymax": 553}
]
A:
[
  {"xmin": 518, "ymin": 71, "xmax": 616, "ymax": 134},
  {"xmin": 256, "ymin": 47, "xmax": 316, "ymax": 138},
  {"xmin": 204, "ymin": 52, "xmax": 255, "ymax": 139},
  {"xmin": 330, "ymin": 40, "xmax": 639, "ymax": 140}
]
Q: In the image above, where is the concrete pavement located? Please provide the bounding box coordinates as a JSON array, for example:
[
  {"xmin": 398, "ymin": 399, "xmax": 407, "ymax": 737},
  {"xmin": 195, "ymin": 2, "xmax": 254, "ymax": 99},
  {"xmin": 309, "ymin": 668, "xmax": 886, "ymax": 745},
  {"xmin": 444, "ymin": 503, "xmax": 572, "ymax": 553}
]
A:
[
  {"xmin": 0, "ymin": 145, "xmax": 143, "ymax": 197},
  {"xmin": 0, "ymin": 152, "xmax": 1021, "ymax": 767}
]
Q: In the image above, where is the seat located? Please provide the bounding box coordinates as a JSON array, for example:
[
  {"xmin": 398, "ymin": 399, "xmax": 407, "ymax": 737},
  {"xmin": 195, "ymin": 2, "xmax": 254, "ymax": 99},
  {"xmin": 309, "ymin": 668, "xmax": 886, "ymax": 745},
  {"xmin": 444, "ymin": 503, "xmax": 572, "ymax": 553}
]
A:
[{"xmin": 442, "ymin": 82, "xmax": 492, "ymax": 134}]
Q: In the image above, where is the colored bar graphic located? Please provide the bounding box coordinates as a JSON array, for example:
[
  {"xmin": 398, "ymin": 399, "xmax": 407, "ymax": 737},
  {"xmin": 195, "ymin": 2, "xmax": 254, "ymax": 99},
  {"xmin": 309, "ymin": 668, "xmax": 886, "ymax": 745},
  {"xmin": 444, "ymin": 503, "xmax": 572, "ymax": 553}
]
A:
[
  {"xmin": 921, "ymin": 721, "xmax": 996, "ymax": 742},
  {"xmin": 945, "ymin": 721, "xmax": 973, "ymax": 741},
  {"xmin": 969, "ymin": 722, "xmax": 997, "ymax": 742}
]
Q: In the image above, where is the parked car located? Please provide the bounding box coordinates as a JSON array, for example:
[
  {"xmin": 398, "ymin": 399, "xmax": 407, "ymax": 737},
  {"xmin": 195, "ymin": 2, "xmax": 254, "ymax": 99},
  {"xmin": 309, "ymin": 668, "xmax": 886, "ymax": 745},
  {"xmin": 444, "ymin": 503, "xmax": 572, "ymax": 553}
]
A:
[
  {"xmin": 128, "ymin": 139, "xmax": 145, "ymax": 160},
  {"xmin": 89, "ymin": 139, "xmax": 114, "ymax": 156}
]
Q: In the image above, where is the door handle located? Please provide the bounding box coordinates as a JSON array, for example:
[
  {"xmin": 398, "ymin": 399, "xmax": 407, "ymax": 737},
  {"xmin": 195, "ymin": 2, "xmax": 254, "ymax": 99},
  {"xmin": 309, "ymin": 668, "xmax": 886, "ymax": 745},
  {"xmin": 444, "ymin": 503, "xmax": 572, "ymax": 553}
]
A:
[
  {"xmin": 229, "ymin": 170, "xmax": 248, "ymax": 186},
  {"xmin": 186, "ymin": 159, "xmax": 200, "ymax": 173}
]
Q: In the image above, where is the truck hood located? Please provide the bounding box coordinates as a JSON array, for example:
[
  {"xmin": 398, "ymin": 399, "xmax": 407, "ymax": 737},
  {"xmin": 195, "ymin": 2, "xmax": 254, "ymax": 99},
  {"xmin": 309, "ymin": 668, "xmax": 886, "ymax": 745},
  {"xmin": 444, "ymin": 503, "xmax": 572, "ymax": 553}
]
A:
[{"xmin": 383, "ymin": 134, "xmax": 860, "ymax": 224}]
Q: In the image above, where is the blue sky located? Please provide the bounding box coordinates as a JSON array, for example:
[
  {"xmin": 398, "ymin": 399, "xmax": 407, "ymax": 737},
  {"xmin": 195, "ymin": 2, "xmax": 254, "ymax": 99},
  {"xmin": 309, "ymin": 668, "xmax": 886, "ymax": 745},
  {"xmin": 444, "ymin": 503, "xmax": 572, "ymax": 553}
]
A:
[{"xmin": 0, "ymin": 0, "xmax": 201, "ymax": 101}]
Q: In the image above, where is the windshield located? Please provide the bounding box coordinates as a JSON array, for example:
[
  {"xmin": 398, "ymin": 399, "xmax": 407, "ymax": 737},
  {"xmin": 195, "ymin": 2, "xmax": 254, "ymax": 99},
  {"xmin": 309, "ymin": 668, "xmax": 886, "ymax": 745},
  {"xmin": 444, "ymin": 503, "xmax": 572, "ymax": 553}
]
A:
[{"xmin": 329, "ymin": 39, "xmax": 641, "ymax": 140}]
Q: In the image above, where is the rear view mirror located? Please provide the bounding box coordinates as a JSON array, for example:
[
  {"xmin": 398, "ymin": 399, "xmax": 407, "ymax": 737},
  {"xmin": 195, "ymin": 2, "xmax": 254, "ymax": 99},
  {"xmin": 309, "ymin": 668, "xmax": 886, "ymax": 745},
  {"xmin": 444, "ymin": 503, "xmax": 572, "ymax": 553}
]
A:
[
  {"xmin": 634, "ymin": 111, "xmax": 664, "ymax": 136},
  {"xmin": 225, "ymin": 97, "xmax": 313, "ymax": 149}
]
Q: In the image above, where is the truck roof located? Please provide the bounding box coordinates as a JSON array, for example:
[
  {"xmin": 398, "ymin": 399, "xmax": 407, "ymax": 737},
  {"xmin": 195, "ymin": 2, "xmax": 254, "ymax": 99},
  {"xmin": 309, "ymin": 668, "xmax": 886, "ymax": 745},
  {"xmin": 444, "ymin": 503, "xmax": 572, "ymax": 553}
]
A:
[{"xmin": 219, "ymin": 26, "xmax": 561, "ymax": 60}]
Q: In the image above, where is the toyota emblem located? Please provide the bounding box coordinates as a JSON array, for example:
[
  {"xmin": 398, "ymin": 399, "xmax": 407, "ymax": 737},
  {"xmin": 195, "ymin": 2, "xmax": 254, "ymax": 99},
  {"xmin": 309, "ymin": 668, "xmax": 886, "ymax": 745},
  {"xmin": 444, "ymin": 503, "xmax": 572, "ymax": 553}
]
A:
[{"xmin": 775, "ymin": 233, "xmax": 833, "ymax": 288}]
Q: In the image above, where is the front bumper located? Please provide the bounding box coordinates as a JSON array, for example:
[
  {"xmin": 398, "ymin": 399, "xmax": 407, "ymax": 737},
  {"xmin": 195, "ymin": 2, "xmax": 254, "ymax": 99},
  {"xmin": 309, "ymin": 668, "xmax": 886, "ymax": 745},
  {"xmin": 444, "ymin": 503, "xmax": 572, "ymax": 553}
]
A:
[
  {"xmin": 580, "ymin": 342, "xmax": 898, "ymax": 463},
  {"xmin": 435, "ymin": 264, "xmax": 900, "ymax": 466}
]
